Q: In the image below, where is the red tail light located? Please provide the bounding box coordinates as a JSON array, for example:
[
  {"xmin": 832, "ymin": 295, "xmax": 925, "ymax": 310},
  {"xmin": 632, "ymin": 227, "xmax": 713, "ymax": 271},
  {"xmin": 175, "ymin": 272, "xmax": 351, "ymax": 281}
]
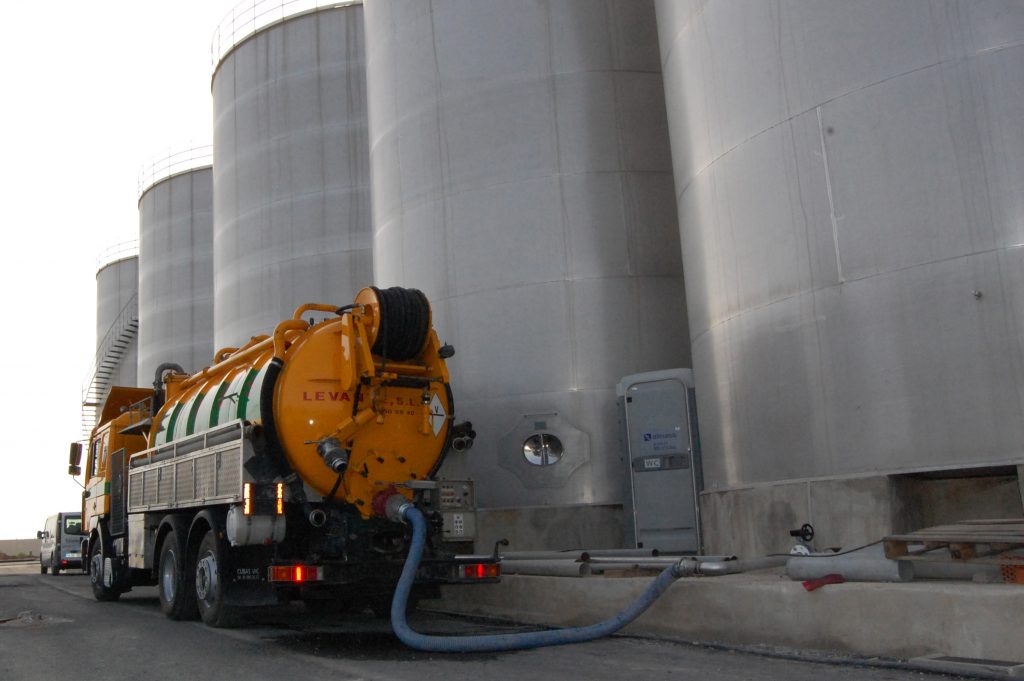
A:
[
  {"xmin": 459, "ymin": 563, "xmax": 500, "ymax": 579},
  {"xmin": 268, "ymin": 565, "xmax": 322, "ymax": 583}
]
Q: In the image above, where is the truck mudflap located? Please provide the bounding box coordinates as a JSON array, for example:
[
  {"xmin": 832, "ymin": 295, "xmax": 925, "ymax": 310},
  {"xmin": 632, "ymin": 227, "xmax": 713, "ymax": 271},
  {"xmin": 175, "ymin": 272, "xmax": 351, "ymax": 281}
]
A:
[{"xmin": 223, "ymin": 544, "xmax": 280, "ymax": 607}]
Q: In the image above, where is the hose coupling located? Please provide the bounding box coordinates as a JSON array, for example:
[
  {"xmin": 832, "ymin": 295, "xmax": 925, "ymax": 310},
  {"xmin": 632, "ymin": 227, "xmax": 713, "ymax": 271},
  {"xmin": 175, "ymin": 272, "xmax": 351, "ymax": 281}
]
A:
[
  {"xmin": 317, "ymin": 438, "xmax": 350, "ymax": 473},
  {"xmin": 672, "ymin": 557, "xmax": 700, "ymax": 578},
  {"xmin": 385, "ymin": 494, "xmax": 413, "ymax": 523},
  {"xmin": 308, "ymin": 509, "xmax": 327, "ymax": 527},
  {"xmin": 450, "ymin": 421, "xmax": 476, "ymax": 452}
]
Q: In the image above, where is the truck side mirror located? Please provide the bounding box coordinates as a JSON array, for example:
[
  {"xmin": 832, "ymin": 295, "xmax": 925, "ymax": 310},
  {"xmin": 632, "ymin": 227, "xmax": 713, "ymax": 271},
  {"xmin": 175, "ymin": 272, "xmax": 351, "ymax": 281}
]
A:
[
  {"xmin": 69, "ymin": 465, "xmax": 82, "ymax": 476},
  {"xmin": 37, "ymin": 531, "xmax": 44, "ymax": 540},
  {"xmin": 69, "ymin": 442, "xmax": 83, "ymax": 467}
]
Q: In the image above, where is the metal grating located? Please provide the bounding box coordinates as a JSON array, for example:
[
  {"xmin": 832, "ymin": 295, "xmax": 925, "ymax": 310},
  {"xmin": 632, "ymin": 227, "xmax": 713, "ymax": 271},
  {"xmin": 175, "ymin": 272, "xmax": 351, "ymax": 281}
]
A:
[
  {"xmin": 109, "ymin": 449, "xmax": 127, "ymax": 535},
  {"xmin": 128, "ymin": 472, "xmax": 143, "ymax": 509},
  {"xmin": 143, "ymin": 470, "xmax": 158, "ymax": 505},
  {"xmin": 196, "ymin": 456, "xmax": 216, "ymax": 499},
  {"xmin": 175, "ymin": 460, "xmax": 195, "ymax": 502},
  {"xmin": 216, "ymin": 448, "xmax": 240, "ymax": 497},
  {"xmin": 157, "ymin": 468, "xmax": 173, "ymax": 504}
]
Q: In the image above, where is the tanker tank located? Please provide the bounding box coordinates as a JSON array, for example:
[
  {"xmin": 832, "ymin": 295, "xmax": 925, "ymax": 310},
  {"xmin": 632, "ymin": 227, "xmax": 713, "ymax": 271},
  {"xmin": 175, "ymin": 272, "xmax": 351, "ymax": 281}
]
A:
[
  {"xmin": 151, "ymin": 286, "xmax": 453, "ymax": 515},
  {"xmin": 655, "ymin": 0, "xmax": 1024, "ymax": 555},
  {"xmin": 211, "ymin": 1, "xmax": 371, "ymax": 351},
  {"xmin": 137, "ymin": 151, "xmax": 214, "ymax": 383},
  {"xmin": 365, "ymin": 0, "xmax": 689, "ymax": 550}
]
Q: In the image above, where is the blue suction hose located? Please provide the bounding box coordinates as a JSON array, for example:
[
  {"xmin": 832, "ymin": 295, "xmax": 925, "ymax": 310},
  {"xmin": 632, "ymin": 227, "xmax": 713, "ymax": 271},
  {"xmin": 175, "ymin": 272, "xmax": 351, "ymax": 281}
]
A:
[{"xmin": 390, "ymin": 504, "xmax": 692, "ymax": 653}]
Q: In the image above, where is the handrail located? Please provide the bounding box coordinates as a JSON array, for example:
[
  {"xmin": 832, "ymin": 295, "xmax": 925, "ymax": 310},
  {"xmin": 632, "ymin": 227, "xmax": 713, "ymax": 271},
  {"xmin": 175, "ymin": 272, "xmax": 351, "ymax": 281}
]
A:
[
  {"xmin": 211, "ymin": 0, "xmax": 362, "ymax": 71},
  {"xmin": 80, "ymin": 292, "xmax": 140, "ymax": 435},
  {"xmin": 95, "ymin": 241, "xmax": 138, "ymax": 272},
  {"xmin": 137, "ymin": 144, "xmax": 213, "ymax": 199}
]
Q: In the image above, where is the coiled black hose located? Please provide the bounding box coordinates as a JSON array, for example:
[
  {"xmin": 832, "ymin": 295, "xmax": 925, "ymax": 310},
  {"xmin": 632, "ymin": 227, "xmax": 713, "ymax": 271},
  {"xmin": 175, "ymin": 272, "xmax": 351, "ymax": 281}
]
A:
[{"xmin": 370, "ymin": 287, "xmax": 431, "ymax": 361}]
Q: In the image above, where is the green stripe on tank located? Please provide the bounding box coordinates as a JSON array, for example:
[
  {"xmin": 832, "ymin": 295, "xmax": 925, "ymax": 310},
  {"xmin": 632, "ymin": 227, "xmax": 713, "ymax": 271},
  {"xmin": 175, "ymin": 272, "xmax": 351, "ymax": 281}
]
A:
[
  {"xmin": 186, "ymin": 393, "xmax": 206, "ymax": 436},
  {"xmin": 236, "ymin": 369, "xmax": 259, "ymax": 419},
  {"xmin": 166, "ymin": 404, "xmax": 184, "ymax": 442},
  {"xmin": 210, "ymin": 381, "xmax": 230, "ymax": 427}
]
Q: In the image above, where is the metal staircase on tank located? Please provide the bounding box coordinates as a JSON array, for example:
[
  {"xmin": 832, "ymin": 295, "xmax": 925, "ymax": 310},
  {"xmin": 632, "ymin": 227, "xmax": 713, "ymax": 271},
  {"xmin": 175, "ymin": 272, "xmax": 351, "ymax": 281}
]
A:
[{"xmin": 81, "ymin": 294, "xmax": 139, "ymax": 438}]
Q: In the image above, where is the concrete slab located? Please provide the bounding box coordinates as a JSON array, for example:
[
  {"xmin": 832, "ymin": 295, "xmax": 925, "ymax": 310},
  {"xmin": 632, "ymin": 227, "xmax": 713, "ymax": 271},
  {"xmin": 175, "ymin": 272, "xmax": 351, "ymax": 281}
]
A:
[
  {"xmin": 428, "ymin": 568, "xmax": 1024, "ymax": 662},
  {"xmin": 911, "ymin": 654, "xmax": 1024, "ymax": 679}
]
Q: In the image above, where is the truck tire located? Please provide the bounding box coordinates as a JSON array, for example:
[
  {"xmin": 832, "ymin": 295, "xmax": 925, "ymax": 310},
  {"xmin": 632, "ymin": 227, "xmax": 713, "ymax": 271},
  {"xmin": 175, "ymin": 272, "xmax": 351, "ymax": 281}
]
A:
[
  {"xmin": 89, "ymin": 533, "xmax": 121, "ymax": 602},
  {"xmin": 195, "ymin": 530, "xmax": 237, "ymax": 628},
  {"xmin": 158, "ymin": 529, "xmax": 198, "ymax": 620}
]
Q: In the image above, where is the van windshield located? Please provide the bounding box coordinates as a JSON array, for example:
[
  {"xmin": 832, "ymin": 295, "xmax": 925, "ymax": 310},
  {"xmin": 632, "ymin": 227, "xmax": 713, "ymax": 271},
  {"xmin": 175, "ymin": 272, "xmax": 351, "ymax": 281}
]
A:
[{"xmin": 63, "ymin": 517, "xmax": 83, "ymax": 536}]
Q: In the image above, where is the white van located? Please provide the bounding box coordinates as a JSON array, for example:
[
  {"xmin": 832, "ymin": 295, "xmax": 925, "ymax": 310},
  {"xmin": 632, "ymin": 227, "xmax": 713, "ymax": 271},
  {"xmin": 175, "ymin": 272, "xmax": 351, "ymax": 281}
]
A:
[{"xmin": 38, "ymin": 512, "xmax": 85, "ymax": 574}]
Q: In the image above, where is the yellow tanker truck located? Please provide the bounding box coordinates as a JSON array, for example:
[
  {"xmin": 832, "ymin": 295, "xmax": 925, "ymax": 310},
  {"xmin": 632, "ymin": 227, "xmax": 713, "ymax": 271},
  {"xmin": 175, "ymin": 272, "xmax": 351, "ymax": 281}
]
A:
[{"xmin": 69, "ymin": 287, "xmax": 495, "ymax": 626}]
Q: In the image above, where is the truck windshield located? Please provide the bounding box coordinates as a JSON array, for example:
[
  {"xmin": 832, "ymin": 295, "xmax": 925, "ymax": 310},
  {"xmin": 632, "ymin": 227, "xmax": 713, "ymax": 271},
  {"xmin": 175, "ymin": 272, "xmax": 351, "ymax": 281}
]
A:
[{"xmin": 64, "ymin": 517, "xmax": 84, "ymax": 536}]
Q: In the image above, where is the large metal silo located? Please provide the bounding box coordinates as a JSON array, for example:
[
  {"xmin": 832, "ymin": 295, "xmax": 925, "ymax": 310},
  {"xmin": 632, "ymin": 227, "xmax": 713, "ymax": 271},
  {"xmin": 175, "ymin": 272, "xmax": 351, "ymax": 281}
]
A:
[
  {"xmin": 366, "ymin": 0, "xmax": 690, "ymax": 550},
  {"xmin": 137, "ymin": 160, "xmax": 214, "ymax": 384},
  {"xmin": 656, "ymin": 0, "xmax": 1024, "ymax": 554},
  {"xmin": 83, "ymin": 252, "xmax": 140, "ymax": 435},
  {"xmin": 212, "ymin": 1, "xmax": 371, "ymax": 349},
  {"xmin": 95, "ymin": 254, "xmax": 139, "ymax": 391}
]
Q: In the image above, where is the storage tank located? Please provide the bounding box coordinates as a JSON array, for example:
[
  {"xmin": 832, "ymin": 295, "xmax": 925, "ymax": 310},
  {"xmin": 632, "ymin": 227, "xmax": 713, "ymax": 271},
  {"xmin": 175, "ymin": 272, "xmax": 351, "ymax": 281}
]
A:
[
  {"xmin": 212, "ymin": 1, "xmax": 371, "ymax": 350},
  {"xmin": 137, "ymin": 151, "xmax": 214, "ymax": 384},
  {"xmin": 92, "ymin": 252, "xmax": 140, "ymax": 398},
  {"xmin": 365, "ymin": 0, "xmax": 689, "ymax": 550},
  {"xmin": 655, "ymin": 1, "xmax": 1024, "ymax": 554}
]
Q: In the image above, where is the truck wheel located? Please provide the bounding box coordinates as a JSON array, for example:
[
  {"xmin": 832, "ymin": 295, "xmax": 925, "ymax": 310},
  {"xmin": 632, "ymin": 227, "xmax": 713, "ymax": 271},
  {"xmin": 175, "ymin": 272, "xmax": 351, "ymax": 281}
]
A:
[
  {"xmin": 158, "ymin": 529, "xmax": 198, "ymax": 620},
  {"xmin": 89, "ymin": 535, "xmax": 121, "ymax": 602},
  {"xmin": 195, "ymin": 530, "xmax": 236, "ymax": 628}
]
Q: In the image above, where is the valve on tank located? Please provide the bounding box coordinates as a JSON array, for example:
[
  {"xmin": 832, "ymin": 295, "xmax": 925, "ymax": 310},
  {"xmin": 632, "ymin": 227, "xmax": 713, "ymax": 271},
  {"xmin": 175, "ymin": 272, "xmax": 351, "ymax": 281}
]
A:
[
  {"xmin": 450, "ymin": 421, "xmax": 476, "ymax": 453},
  {"xmin": 317, "ymin": 438, "xmax": 350, "ymax": 473}
]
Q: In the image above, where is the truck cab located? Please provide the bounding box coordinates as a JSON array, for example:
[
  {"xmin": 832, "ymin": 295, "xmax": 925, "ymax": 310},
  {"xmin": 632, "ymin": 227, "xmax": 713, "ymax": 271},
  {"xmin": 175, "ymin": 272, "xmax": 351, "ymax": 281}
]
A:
[{"xmin": 79, "ymin": 387, "xmax": 152, "ymax": 574}]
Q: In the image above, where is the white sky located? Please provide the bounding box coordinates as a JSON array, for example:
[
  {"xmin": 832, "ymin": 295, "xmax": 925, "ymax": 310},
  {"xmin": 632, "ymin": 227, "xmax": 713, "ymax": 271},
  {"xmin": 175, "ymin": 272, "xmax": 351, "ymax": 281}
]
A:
[{"xmin": 0, "ymin": 0, "xmax": 239, "ymax": 539}]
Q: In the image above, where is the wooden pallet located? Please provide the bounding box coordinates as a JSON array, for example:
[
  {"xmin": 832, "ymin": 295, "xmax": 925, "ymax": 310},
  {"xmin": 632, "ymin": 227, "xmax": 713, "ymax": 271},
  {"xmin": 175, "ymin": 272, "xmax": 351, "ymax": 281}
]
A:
[{"xmin": 884, "ymin": 519, "xmax": 1024, "ymax": 564}]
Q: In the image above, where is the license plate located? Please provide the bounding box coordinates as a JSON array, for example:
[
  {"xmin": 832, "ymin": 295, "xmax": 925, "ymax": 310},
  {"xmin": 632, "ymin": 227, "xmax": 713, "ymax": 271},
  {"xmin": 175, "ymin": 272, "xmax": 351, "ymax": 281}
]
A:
[{"xmin": 66, "ymin": 552, "xmax": 80, "ymax": 559}]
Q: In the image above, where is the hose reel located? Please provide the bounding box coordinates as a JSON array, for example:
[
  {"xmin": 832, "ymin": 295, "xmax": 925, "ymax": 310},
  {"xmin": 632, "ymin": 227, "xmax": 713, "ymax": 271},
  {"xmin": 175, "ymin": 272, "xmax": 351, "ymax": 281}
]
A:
[{"xmin": 366, "ymin": 286, "xmax": 432, "ymax": 362}]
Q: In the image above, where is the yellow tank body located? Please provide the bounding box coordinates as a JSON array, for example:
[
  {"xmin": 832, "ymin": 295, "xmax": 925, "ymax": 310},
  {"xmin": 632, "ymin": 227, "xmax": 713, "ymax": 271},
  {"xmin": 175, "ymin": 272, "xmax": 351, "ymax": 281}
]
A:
[{"xmin": 148, "ymin": 287, "xmax": 453, "ymax": 517}]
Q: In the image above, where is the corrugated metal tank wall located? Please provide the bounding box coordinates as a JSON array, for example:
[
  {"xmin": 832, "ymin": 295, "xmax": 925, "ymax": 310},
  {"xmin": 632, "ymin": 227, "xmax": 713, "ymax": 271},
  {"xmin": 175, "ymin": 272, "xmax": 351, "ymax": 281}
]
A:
[
  {"xmin": 656, "ymin": 1, "xmax": 1024, "ymax": 551},
  {"xmin": 95, "ymin": 256, "xmax": 139, "ymax": 390},
  {"xmin": 366, "ymin": 0, "xmax": 689, "ymax": 549},
  {"xmin": 137, "ymin": 166, "xmax": 214, "ymax": 383},
  {"xmin": 212, "ymin": 3, "xmax": 371, "ymax": 349}
]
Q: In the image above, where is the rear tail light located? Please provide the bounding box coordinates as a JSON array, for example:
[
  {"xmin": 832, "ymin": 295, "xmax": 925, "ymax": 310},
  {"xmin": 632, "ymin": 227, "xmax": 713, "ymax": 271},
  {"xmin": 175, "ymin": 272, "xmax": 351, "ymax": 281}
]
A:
[
  {"xmin": 276, "ymin": 482, "xmax": 284, "ymax": 515},
  {"xmin": 459, "ymin": 563, "xmax": 500, "ymax": 580},
  {"xmin": 268, "ymin": 565, "xmax": 322, "ymax": 583}
]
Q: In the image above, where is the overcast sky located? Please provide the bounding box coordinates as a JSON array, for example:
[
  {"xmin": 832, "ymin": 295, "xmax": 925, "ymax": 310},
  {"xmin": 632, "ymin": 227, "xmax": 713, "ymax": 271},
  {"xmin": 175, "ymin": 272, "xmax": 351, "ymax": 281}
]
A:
[{"xmin": 0, "ymin": 0, "xmax": 241, "ymax": 539}]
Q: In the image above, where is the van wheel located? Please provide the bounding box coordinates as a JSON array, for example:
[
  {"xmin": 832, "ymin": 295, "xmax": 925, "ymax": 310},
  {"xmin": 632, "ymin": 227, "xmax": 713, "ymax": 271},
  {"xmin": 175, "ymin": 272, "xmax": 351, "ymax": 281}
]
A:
[
  {"xmin": 158, "ymin": 529, "xmax": 198, "ymax": 620},
  {"xmin": 40, "ymin": 561, "xmax": 47, "ymax": 575},
  {"xmin": 195, "ymin": 530, "xmax": 237, "ymax": 627},
  {"xmin": 89, "ymin": 534, "xmax": 121, "ymax": 602},
  {"xmin": 52, "ymin": 555, "xmax": 61, "ymax": 576}
]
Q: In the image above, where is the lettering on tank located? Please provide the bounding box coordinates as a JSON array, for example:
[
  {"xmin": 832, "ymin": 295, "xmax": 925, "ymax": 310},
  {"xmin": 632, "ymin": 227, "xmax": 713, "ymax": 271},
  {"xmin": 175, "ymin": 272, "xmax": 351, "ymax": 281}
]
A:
[{"xmin": 301, "ymin": 391, "xmax": 352, "ymax": 402}]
